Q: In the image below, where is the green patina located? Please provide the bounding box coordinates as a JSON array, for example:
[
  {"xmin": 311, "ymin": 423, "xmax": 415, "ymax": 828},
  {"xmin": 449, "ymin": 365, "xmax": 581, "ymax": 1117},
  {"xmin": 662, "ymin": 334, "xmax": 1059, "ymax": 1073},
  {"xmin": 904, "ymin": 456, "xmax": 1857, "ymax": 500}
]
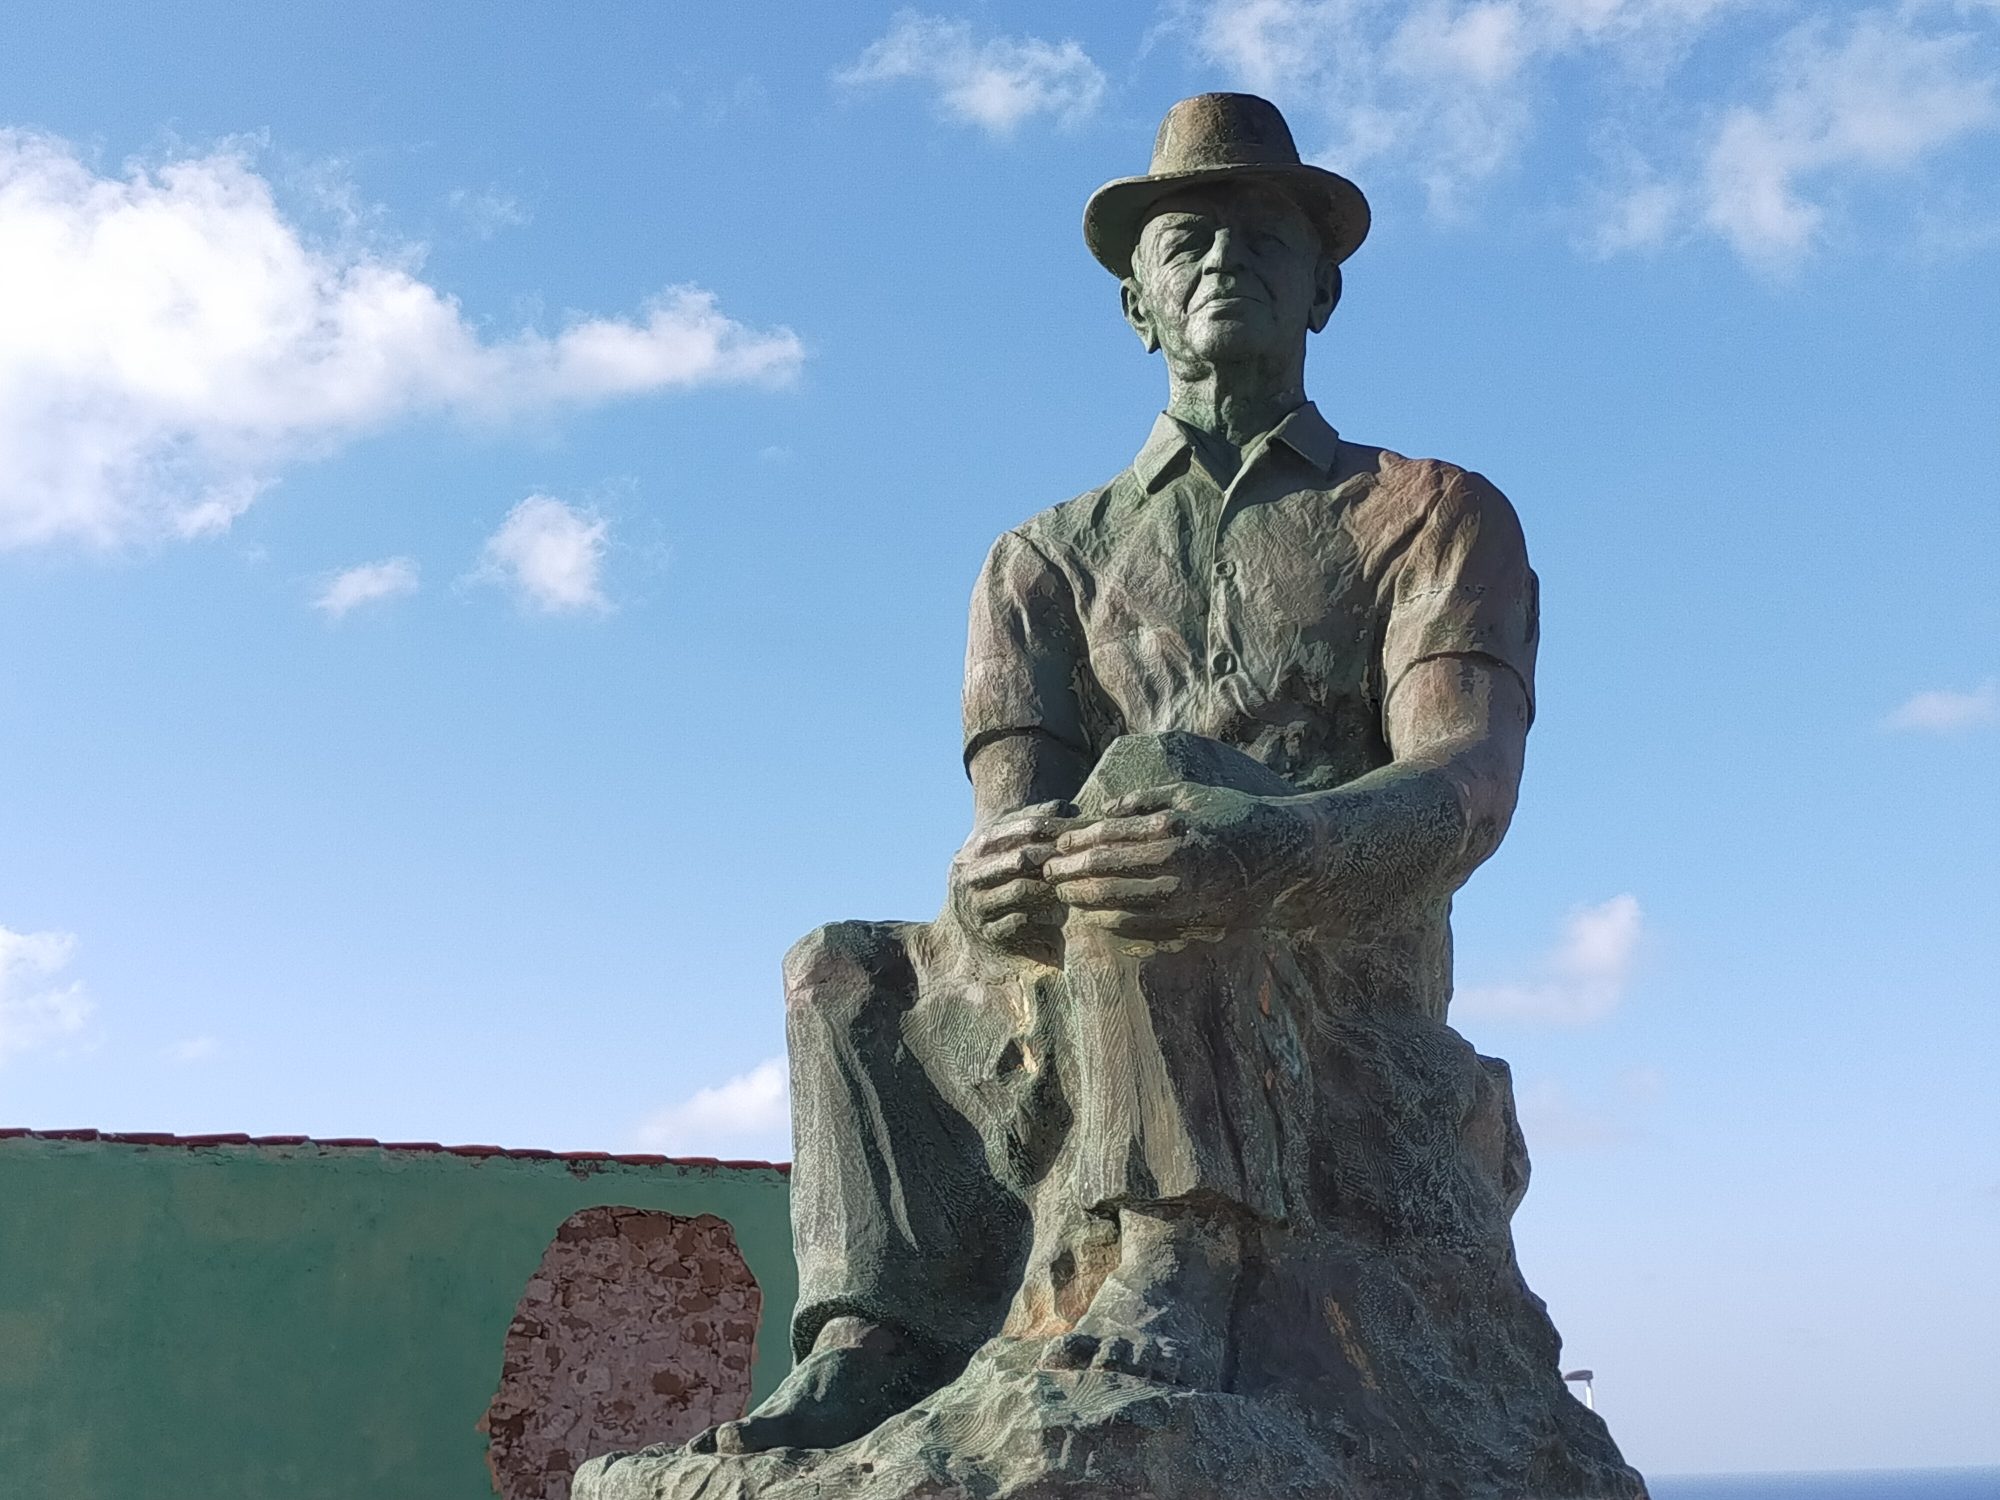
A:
[
  {"xmin": 0, "ymin": 1135, "xmax": 795, "ymax": 1500},
  {"xmin": 577, "ymin": 90, "xmax": 1646, "ymax": 1500}
]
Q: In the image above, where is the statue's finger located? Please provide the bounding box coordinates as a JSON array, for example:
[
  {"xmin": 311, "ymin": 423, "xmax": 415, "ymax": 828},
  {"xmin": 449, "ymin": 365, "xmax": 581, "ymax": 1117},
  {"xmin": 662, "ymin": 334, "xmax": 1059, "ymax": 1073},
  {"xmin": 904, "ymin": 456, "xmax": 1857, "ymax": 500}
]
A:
[
  {"xmin": 1050, "ymin": 875, "xmax": 1178, "ymax": 910},
  {"xmin": 965, "ymin": 845, "xmax": 1058, "ymax": 888},
  {"xmin": 976, "ymin": 877, "xmax": 1058, "ymax": 916},
  {"xmin": 984, "ymin": 910, "xmax": 1060, "ymax": 944},
  {"xmin": 997, "ymin": 799, "xmax": 1077, "ymax": 829},
  {"xmin": 974, "ymin": 813, "xmax": 1074, "ymax": 854},
  {"xmin": 1073, "ymin": 908, "xmax": 1178, "ymax": 937},
  {"xmin": 1054, "ymin": 811, "xmax": 1182, "ymax": 852},
  {"xmin": 1103, "ymin": 787, "xmax": 1181, "ymax": 818},
  {"xmin": 986, "ymin": 912, "xmax": 1030, "ymax": 941},
  {"xmin": 1043, "ymin": 840, "xmax": 1179, "ymax": 883}
]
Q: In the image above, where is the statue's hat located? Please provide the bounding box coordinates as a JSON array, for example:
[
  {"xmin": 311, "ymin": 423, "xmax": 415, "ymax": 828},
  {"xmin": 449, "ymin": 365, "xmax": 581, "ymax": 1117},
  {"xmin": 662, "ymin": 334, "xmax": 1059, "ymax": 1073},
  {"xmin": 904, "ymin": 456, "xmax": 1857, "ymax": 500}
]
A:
[{"xmin": 1084, "ymin": 93, "xmax": 1370, "ymax": 278}]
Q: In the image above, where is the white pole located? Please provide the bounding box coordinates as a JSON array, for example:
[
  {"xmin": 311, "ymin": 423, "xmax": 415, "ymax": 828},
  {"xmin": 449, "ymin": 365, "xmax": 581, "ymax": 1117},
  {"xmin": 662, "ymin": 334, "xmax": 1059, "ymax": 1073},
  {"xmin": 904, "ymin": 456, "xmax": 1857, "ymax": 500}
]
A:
[{"xmin": 1562, "ymin": 1369, "xmax": 1595, "ymax": 1411}]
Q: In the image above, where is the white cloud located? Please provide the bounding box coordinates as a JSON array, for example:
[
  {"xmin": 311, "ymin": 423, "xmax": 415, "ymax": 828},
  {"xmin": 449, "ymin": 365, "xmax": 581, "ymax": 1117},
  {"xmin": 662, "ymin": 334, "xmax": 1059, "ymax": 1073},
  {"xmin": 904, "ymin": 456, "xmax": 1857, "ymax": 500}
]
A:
[
  {"xmin": 1516, "ymin": 1066, "xmax": 1662, "ymax": 1150},
  {"xmin": 167, "ymin": 1036, "xmax": 219, "ymax": 1064},
  {"xmin": 839, "ymin": 12, "xmax": 1107, "ymax": 136},
  {"xmin": 1182, "ymin": 0, "xmax": 1747, "ymax": 215},
  {"xmin": 1455, "ymin": 892, "xmax": 1644, "ymax": 1024},
  {"xmin": 636, "ymin": 1057, "xmax": 791, "ymax": 1162},
  {"xmin": 0, "ymin": 925, "xmax": 92, "ymax": 1066},
  {"xmin": 0, "ymin": 131, "xmax": 803, "ymax": 551},
  {"xmin": 1585, "ymin": 168, "xmax": 1689, "ymax": 255},
  {"xmin": 445, "ymin": 186, "xmax": 530, "ymax": 239},
  {"xmin": 1885, "ymin": 679, "xmax": 2000, "ymax": 732},
  {"xmin": 1394, "ymin": 2, "xmax": 1533, "ymax": 87},
  {"xmin": 476, "ymin": 495, "xmax": 609, "ymax": 614},
  {"xmin": 1516, "ymin": 1077, "xmax": 1628, "ymax": 1150},
  {"xmin": 1697, "ymin": 12, "xmax": 2000, "ymax": 266},
  {"xmin": 1176, "ymin": 0, "xmax": 2000, "ymax": 258},
  {"xmin": 314, "ymin": 556, "xmax": 419, "ymax": 617}
]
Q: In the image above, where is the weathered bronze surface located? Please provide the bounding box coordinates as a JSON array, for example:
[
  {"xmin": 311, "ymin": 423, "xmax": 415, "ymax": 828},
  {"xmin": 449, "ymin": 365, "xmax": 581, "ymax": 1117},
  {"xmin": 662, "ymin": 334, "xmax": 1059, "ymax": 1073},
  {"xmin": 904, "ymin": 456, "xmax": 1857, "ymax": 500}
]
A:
[{"xmin": 576, "ymin": 93, "xmax": 1648, "ymax": 1500}]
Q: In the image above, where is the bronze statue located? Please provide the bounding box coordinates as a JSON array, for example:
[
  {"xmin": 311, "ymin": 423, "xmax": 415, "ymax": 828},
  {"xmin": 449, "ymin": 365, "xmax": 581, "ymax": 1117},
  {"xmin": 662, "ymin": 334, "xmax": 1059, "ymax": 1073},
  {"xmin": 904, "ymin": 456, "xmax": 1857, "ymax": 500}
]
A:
[{"xmin": 577, "ymin": 93, "xmax": 1648, "ymax": 1500}]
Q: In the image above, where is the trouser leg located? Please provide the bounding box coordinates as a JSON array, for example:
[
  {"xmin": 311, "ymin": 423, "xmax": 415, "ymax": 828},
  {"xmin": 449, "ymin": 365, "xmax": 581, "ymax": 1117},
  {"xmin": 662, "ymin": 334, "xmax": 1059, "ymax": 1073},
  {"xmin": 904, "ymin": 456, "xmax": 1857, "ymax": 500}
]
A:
[
  {"xmin": 1061, "ymin": 930, "xmax": 1308, "ymax": 1224},
  {"xmin": 783, "ymin": 920, "xmax": 1029, "ymax": 1361},
  {"xmin": 1056, "ymin": 729, "xmax": 1322, "ymax": 1226}
]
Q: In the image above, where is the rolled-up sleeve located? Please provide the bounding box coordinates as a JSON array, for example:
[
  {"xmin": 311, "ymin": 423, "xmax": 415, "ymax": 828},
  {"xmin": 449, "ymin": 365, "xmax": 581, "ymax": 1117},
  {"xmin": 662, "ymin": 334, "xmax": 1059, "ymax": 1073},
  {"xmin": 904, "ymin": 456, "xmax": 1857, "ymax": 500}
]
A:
[
  {"xmin": 961, "ymin": 529, "xmax": 1089, "ymax": 769},
  {"xmin": 1380, "ymin": 468, "xmax": 1539, "ymax": 717}
]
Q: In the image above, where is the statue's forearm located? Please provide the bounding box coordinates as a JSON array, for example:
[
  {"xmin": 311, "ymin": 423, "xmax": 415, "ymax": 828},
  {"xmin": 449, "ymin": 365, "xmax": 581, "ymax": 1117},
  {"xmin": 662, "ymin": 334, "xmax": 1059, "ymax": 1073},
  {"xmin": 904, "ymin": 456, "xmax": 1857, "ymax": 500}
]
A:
[
  {"xmin": 1275, "ymin": 652, "xmax": 1531, "ymax": 927},
  {"xmin": 1283, "ymin": 737, "xmax": 1520, "ymax": 928}
]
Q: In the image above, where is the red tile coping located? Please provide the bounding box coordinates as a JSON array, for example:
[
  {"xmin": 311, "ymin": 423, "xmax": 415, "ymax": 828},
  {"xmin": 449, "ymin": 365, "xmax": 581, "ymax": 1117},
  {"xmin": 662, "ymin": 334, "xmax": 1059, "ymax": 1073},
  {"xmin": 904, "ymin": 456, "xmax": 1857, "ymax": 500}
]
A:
[{"xmin": 0, "ymin": 1126, "xmax": 789, "ymax": 1173}]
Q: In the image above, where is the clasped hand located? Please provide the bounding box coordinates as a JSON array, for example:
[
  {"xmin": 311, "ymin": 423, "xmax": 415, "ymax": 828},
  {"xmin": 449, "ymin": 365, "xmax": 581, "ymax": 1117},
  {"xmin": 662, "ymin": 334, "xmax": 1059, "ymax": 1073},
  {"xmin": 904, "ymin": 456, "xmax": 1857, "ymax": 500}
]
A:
[{"xmin": 949, "ymin": 784, "xmax": 1315, "ymax": 956}]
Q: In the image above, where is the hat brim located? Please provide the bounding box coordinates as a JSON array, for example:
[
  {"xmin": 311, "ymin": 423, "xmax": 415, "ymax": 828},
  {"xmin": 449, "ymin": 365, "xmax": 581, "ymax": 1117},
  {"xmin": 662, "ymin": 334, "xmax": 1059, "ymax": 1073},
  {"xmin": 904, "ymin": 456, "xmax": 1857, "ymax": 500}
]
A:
[{"xmin": 1083, "ymin": 163, "xmax": 1370, "ymax": 278}]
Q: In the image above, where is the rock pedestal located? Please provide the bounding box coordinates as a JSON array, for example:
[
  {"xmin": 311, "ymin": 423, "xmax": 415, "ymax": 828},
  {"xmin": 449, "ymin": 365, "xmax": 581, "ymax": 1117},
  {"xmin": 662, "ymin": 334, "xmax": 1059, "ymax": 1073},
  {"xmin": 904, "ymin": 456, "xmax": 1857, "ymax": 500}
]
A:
[{"xmin": 573, "ymin": 945, "xmax": 1647, "ymax": 1499}]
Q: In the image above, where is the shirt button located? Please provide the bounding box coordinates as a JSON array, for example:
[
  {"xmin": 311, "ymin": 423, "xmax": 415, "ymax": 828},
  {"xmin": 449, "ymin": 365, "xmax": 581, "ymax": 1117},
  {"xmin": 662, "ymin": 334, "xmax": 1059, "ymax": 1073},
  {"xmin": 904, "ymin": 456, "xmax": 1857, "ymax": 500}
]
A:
[
  {"xmin": 1213, "ymin": 559, "xmax": 1235, "ymax": 579},
  {"xmin": 1211, "ymin": 650, "xmax": 1236, "ymax": 675}
]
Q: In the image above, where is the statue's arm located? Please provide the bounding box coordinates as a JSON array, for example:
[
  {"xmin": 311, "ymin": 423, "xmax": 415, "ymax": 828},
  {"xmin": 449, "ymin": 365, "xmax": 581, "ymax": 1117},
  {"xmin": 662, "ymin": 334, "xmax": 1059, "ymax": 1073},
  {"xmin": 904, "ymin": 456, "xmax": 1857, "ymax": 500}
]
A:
[
  {"xmin": 952, "ymin": 530, "xmax": 1094, "ymax": 957},
  {"xmin": 960, "ymin": 526, "xmax": 1095, "ymax": 823},
  {"xmin": 1284, "ymin": 653, "xmax": 1529, "ymax": 925},
  {"xmin": 968, "ymin": 732, "xmax": 1091, "ymax": 823},
  {"xmin": 1285, "ymin": 464, "xmax": 1538, "ymax": 923}
]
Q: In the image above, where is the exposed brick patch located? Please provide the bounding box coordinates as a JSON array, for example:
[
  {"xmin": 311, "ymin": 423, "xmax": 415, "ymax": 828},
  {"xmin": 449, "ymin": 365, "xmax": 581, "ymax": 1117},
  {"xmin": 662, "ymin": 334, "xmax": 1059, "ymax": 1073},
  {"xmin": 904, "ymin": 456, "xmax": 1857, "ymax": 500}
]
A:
[{"xmin": 478, "ymin": 1206, "xmax": 763, "ymax": 1500}]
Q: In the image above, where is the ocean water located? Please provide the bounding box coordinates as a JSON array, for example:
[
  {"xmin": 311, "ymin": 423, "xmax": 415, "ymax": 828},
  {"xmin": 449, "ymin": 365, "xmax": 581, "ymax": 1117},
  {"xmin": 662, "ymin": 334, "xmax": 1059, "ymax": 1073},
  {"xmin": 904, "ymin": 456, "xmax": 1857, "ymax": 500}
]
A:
[{"xmin": 1648, "ymin": 1471, "xmax": 2000, "ymax": 1500}]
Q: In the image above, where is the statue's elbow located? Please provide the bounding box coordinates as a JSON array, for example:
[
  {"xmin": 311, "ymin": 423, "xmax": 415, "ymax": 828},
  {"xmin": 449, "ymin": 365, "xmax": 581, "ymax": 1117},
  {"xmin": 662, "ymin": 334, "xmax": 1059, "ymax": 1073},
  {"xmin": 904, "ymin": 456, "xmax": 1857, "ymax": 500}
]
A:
[{"xmin": 1446, "ymin": 757, "xmax": 1521, "ymax": 880}]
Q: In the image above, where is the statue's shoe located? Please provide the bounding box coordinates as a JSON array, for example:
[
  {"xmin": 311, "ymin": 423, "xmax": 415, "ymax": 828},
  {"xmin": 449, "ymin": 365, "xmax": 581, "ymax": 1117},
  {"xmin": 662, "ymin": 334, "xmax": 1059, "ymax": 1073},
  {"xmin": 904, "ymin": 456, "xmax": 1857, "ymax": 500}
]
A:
[
  {"xmin": 1039, "ymin": 1279, "xmax": 1227, "ymax": 1388},
  {"xmin": 1036, "ymin": 1204, "xmax": 1241, "ymax": 1389},
  {"xmin": 682, "ymin": 1318, "xmax": 965, "ymax": 1456}
]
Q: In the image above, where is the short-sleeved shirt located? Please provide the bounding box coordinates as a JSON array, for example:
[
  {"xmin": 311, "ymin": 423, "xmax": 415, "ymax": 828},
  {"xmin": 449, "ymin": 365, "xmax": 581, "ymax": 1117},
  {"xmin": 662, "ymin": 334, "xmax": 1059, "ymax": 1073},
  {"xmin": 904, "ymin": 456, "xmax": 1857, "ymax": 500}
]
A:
[{"xmin": 962, "ymin": 402, "xmax": 1538, "ymax": 793}]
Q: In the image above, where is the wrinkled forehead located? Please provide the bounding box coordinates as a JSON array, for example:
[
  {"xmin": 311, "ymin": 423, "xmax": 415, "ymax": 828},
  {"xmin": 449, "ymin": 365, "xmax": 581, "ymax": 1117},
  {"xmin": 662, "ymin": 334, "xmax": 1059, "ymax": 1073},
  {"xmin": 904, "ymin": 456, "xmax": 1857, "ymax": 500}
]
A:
[{"xmin": 1136, "ymin": 180, "xmax": 1317, "ymax": 254}]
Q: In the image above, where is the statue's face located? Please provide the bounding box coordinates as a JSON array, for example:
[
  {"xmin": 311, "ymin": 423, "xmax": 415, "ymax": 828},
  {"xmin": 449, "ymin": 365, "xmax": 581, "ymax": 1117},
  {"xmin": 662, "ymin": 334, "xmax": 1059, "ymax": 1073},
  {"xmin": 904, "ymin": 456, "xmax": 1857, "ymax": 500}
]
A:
[{"xmin": 1124, "ymin": 183, "xmax": 1333, "ymax": 366}]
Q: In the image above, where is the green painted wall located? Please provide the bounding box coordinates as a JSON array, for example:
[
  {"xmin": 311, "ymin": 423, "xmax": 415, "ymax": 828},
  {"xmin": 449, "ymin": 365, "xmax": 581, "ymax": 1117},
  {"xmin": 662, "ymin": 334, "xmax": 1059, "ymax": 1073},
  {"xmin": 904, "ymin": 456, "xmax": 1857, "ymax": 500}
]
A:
[{"xmin": 0, "ymin": 1135, "xmax": 795, "ymax": 1500}]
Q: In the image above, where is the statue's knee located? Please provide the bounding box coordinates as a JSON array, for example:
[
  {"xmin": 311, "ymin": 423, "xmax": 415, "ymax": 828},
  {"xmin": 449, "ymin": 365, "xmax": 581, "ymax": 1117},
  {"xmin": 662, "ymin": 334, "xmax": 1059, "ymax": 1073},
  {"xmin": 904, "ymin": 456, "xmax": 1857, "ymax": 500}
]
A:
[
  {"xmin": 1469, "ymin": 1054, "xmax": 1530, "ymax": 1215},
  {"xmin": 784, "ymin": 921, "xmax": 916, "ymax": 1032}
]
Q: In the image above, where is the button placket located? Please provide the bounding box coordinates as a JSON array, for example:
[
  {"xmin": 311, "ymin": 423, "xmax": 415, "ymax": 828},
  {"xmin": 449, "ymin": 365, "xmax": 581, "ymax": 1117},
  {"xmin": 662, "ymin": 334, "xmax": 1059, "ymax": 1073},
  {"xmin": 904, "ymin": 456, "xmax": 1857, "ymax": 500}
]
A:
[
  {"xmin": 1174, "ymin": 462, "xmax": 1230, "ymax": 689},
  {"xmin": 1207, "ymin": 451, "xmax": 1269, "ymax": 685},
  {"xmin": 1209, "ymin": 550, "xmax": 1238, "ymax": 679}
]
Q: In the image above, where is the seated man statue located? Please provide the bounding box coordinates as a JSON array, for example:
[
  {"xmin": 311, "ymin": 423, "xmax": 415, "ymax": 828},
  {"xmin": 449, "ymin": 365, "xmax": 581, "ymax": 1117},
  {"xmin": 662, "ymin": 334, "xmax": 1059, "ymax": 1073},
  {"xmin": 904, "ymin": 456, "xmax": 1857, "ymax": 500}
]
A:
[{"xmin": 577, "ymin": 93, "xmax": 1647, "ymax": 1500}]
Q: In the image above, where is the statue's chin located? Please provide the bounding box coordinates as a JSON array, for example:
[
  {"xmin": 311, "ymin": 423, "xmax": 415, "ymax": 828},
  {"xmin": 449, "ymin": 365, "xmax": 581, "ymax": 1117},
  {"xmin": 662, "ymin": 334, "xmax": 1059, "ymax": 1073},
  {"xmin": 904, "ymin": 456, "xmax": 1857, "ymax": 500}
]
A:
[{"xmin": 1179, "ymin": 313, "xmax": 1294, "ymax": 367}]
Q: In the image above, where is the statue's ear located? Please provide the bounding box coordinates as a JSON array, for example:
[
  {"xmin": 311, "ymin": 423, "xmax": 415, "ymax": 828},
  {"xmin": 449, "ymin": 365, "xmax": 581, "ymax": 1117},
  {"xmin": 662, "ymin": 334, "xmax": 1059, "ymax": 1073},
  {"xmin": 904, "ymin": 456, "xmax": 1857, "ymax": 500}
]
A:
[
  {"xmin": 1121, "ymin": 277, "xmax": 1161, "ymax": 354},
  {"xmin": 1308, "ymin": 262, "xmax": 1342, "ymax": 334}
]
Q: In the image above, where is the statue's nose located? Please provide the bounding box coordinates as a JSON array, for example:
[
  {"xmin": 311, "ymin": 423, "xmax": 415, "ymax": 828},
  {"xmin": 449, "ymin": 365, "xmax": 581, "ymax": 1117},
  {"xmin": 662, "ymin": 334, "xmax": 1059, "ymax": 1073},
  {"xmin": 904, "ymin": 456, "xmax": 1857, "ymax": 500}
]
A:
[{"xmin": 1203, "ymin": 227, "xmax": 1242, "ymax": 269}]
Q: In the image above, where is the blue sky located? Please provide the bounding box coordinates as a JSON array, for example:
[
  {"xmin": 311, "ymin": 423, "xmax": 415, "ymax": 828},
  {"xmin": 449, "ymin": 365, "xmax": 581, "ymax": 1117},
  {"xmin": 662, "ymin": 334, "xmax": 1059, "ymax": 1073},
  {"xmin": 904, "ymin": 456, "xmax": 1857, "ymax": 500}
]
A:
[{"xmin": 1, "ymin": 0, "xmax": 1995, "ymax": 1478}]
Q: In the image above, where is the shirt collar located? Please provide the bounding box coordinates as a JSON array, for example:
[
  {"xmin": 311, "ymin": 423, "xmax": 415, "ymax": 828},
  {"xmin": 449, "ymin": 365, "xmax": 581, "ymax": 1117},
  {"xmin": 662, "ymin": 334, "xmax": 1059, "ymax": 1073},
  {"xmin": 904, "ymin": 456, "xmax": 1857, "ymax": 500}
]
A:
[
  {"xmin": 1132, "ymin": 412, "xmax": 1194, "ymax": 492},
  {"xmin": 1270, "ymin": 401, "xmax": 1342, "ymax": 474},
  {"xmin": 1132, "ymin": 402, "xmax": 1342, "ymax": 492}
]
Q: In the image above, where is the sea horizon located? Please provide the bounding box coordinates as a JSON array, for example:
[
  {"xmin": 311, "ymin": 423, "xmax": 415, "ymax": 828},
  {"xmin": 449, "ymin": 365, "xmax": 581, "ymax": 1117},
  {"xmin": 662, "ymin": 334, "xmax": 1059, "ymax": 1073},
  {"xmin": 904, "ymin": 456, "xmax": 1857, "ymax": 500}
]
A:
[{"xmin": 1648, "ymin": 1465, "xmax": 2000, "ymax": 1498}]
